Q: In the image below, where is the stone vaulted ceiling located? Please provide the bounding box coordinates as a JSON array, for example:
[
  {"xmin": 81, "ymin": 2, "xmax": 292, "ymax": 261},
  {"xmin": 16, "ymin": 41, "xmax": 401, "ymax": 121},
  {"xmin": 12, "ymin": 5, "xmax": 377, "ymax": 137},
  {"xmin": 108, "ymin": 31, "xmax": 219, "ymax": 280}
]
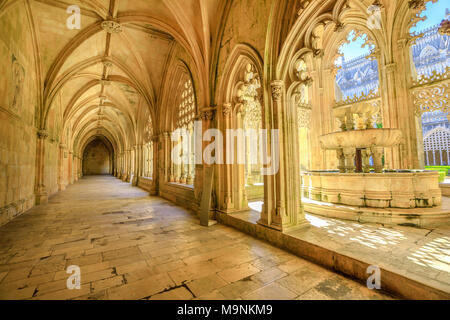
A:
[{"xmin": 0, "ymin": 0, "xmax": 222, "ymax": 154}]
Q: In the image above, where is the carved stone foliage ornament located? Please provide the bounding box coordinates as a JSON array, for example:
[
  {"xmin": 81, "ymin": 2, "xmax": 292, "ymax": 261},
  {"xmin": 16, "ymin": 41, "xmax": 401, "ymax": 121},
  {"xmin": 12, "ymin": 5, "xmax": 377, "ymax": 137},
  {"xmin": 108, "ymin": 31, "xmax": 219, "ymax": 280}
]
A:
[
  {"xmin": 10, "ymin": 55, "xmax": 25, "ymax": 113},
  {"xmin": 294, "ymin": 59, "xmax": 313, "ymax": 86},
  {"xmin": 144, "ymin": 115, "xmax": 153, "ymax": 143},
  {"xmin": 101, "ymin": 20, "xmax": 123, "ymax": 34},
  {"xmin": 293, "ymin": 85, "xmax": 312, "ymax": 129},
  {"xmin": 235, "ymin": 63, "xmax": 262, "ymax": 126},
  {"xmin": 37, "ymin": 130, "xmax": 48, "ymax": 140},
  {"xmin": 271, "ymin": 83, "xmax": 283, "ymax": 101},
  {"xmin": 411, "ymin": 67, "xmax": 450, "ymax": 116},
  {"xmin": 439, "ymin": 18, "xmax": 450, "ymax": 36},
  {"xmin": 222, "ymin": 103, "xmax": 232, "ymax": 117},
  {"xmin": 201, "ymin": 110, "xmax": 215, "ymax": 121}
]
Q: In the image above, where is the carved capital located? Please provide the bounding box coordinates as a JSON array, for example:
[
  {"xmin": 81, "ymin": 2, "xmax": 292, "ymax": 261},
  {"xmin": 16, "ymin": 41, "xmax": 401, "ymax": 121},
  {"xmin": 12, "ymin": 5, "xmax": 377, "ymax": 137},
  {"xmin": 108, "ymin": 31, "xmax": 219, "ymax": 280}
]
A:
[
  {"xmin": 201, "ymin": 110, "xmax": 215, "ymax": 121},
  {"xmin": 384, "ymin": 63, "xmax": 396, "ymax": 73},
  {"xmin": 271, "ymin": 81, "xmax": 284, "ymax": 101},
  {"xmin": 37, "ymin": 130, "xmax": 48, "ymax": 140},
  {"xmin": 222, "ymin": 103, "xmax": 232, "ymax": 117}
]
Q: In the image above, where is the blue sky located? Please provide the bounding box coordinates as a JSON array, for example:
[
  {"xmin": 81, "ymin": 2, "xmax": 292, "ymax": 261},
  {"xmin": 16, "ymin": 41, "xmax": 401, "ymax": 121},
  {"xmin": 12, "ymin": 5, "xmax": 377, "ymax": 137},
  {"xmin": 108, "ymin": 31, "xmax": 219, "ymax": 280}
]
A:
[
  {"xmin": 410, "ymin": 1, "xmax": 449, "ymax": 33},
  {"xmin": 338, "ymin": 1, "xmax": 448, "ymax": 62}
]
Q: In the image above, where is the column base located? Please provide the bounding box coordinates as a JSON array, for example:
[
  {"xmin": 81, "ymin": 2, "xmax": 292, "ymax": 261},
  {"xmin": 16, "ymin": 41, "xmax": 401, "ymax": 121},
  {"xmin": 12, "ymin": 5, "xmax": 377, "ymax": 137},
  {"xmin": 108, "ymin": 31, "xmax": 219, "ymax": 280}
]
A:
[{"xmin": 35, "ymin": 192, "xmax": 48, "ymax": 205}]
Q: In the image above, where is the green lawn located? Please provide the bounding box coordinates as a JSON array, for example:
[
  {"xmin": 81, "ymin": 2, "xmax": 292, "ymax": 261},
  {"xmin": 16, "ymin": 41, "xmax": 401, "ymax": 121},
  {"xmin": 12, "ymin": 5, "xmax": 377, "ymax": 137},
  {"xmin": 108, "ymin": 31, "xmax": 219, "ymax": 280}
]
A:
[{"xmin": 425, "ymin": 166, "xmax": 450, "ymax": 183}]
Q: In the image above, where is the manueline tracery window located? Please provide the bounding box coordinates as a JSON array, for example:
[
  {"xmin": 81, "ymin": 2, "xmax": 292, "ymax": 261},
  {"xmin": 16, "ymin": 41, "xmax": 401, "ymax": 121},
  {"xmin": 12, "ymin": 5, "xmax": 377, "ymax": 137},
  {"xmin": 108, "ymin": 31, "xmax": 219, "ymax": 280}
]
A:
[
  {"xmin": 409, "ymin": 1, "xmax": 450, "ymax": 167},
  {"xmin": 170, "ymin": 77, "xmax": 196, "ymax": 185}
]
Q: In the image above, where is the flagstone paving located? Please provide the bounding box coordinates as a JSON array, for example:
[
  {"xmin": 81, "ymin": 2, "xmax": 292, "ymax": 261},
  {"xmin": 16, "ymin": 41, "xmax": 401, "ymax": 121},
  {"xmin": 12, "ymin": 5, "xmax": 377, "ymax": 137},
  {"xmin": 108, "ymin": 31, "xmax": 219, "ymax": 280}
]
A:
[{"xmin": 0, "ymin": 176, "xmax": 393, "ymax": 300}]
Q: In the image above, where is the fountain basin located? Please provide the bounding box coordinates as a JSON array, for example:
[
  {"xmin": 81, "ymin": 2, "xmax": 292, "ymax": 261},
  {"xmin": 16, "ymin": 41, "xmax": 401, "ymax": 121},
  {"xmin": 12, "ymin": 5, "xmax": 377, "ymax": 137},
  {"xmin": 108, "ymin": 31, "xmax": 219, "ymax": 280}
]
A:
[
  {"xmin": 301, "ymin": 171, "xmax": 442, "ymax": 209},
  {"xmin": 319, "ymin": 128, "xmax": 403, "ymax": 149}
]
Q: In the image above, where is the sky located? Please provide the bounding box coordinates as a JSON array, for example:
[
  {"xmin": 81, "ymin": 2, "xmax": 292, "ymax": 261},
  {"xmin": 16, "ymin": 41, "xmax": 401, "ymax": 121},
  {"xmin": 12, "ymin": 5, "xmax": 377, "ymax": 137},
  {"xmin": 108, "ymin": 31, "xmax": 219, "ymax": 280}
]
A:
[{"xmin": 337, "ymin": 1, "xmax": 449, "ymax": 63}]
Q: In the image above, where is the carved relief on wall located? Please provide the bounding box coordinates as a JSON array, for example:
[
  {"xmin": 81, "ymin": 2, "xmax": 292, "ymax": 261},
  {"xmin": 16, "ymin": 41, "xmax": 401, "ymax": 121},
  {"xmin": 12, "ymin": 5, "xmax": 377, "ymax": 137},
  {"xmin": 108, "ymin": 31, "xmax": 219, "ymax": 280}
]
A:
[
  {"xmin": 234, "ymin": 63, "xmax": 262, "ymax": 127},
  {"xmin": 144, "ymin": 115, "xmax": 153, "ymax": 143},
  {"xmin": 10, "ymin": 55, "xmax": 25, "ymax": 113},
  {"xmin": 411, "ymin": 67, "xmax": 450, "ymax": 117},
  {"xmin": 293, "ymin": 85, "xmax": 312, "ymax": 129}
]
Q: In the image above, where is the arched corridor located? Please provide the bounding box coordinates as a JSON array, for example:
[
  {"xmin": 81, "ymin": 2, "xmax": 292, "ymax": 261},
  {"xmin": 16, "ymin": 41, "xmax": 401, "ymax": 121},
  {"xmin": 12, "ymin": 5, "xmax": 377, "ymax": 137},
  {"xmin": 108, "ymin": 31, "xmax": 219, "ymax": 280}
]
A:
[{"xmin": 0, "ymin": 0, "xmax": 449, "ymax": 301}]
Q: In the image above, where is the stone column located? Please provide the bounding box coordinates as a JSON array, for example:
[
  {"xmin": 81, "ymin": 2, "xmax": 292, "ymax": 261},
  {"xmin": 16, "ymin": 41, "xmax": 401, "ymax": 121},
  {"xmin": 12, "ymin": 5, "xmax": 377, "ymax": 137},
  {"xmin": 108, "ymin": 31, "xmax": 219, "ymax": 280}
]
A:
[
  {"xmin": 258, "ymin": 80, "xmax": 305, "ymax": 232},
  {"xmin": 35, "ymin": 130, "xmax": 48, "ymax": 205},
  {"xmin": 343, "ymin": 147, "xmax": 356, "ymax": 173},
  {"xmin": 58, "ymin": 143, "xmax": 67, "ymax": 191},
  {"xmin": 161, "ymin": 132, "xmax": 171, "ymax": 185},
  {"xmin": 371, "ymin": 147, "xmax": 385, "ymax": 173},
  {"xmin": 126, "ymin": 149, "xmax": 132, "ymax": 182},
  {"xmin": 132, "ymin": 146, "xmax": 139, "ymax": 185},
  {"xmin": 150, "ymin": 136, "xmax": 159, "ymax": 195},
  {"xmin": 186, "ymin": 123, "xmax": 194, "ymax": 185},
  {"xmin": 336, "ymin": 149, "xmax": 346, "ymax": 173},
  {"xmin": 69, "ymin": 151, "xmax": 74, "ymax": 184},
  {"xmin": 362, "ymin": 149, "xmax": 372, "ymax": 173},
  {"xmin": 222, "ymin": 103, "xmax": 233, "ymax": 210}
]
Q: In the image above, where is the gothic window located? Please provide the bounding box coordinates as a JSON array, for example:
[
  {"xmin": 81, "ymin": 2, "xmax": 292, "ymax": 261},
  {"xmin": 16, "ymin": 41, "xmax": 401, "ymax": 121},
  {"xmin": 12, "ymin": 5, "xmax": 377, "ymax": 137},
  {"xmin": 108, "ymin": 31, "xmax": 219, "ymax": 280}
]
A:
[
  {"xmin": 236, "ymin": 63, "xmax": 263, "ymax": 187},
  {"xmin": 170, "ymin": 76, "xmax": 196, "ymax": 185},
  {"xmin": 293, "ymin": 58, "xmax": 312, "ymax": 171},
  {"xmin": 410, "ymin": 0, "xmax": 450, "ymax": 168},
  {"xmin": 332, "ymin": 30, "xmax": 381, "ymax": 133},
  {"xmin": 334, "ymin": 31, "xmax": 379, "ymax": 102},
  {"xmin": 424, "ymin": 127, "xmax": 450, "ymax": 165}
]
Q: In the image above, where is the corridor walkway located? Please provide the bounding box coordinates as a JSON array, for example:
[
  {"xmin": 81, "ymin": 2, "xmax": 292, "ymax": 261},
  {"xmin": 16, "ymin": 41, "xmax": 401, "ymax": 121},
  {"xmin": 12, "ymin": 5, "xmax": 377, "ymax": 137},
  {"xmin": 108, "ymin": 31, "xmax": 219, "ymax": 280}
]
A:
[{"xmin": 0, "ymin": 176, "xmax": 392, "ymax": 300}]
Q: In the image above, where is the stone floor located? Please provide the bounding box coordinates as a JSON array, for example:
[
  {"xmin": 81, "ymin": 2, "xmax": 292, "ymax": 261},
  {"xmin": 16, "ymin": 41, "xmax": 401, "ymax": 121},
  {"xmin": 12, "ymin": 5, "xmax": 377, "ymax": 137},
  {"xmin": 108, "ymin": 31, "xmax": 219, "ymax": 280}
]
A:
[
  {"xmin": 0, "ymin": 176, "xmax": 393, "ymax": 300},
  {"xmin": 246, "ymin": 201, "xmax": 450, "ymax": 296}
]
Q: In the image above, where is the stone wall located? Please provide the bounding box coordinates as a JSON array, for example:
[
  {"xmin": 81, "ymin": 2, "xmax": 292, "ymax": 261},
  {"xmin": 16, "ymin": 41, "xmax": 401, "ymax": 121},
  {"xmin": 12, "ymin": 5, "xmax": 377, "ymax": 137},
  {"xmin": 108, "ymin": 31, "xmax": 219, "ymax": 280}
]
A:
[
  {"xmin": 83, "ymin": 140, "xmax": 111, "ymax": 175},
  {"xmin": 0, "ymin": 5, "xmax": 39, "ymax": 227}
]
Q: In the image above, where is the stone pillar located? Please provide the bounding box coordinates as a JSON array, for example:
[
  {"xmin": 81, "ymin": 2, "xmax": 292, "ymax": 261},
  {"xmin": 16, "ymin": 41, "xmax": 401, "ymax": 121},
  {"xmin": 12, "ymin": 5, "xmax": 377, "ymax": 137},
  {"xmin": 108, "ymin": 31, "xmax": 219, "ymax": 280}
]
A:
[
  {"xmin": 69, "ymin": 151, "xmax": 74, "ymax": 184},
  {"xmin": 125, "ymin": 149, "xmax": 131, "ymax": 182},
  {"xmin": 161, "ymin": 132, "xmax": 171, "ymax": 185},
  {"xmin": 132, "ymin": 145, "xmax": 139, "ymax": 186},
  {"xmin": 336, "ymin": 149, "xmax": 346, "ymax": 173},
  {"xmin": 343, "ymin": 147, "xmax": 356, "ymax": 173},
  {"xmin": 186, "ymin": 123, "xmax": 194, "ymax": 185},
  {"xmin": 258, "ymin": 80, "xmax": 305, "ymax": 232},
  {"xmin": 362, "ymin": 149, "xmax": 372, "ymax": 173},
  {"xmin": 58, "ymin": 143, "xmax": 67, "ymax": 191},
  {"xmin": 200, "ymin": 108, "xmax": 216, "ymax": 216},
  {"xmin": 150, "ymin": 136, "xmax": 159, "ymax": 195},
  {"xmin": 35, "ymin": 130, "xmax": 48, "ymax": 205},
  {"xmin": 222, "ymin": 103, "xmax": 233, "ymax": 210},
  {"xmin": 371, "ymin": 147, "xmax": 385, "ymax": 173}
]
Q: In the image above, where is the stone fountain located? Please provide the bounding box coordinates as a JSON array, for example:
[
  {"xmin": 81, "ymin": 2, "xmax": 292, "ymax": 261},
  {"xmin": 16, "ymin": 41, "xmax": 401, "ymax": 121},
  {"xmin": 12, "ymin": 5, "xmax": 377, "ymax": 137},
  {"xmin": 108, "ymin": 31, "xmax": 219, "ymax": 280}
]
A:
[{"xmin": 301, "ymin": 98, "xmax": 444, "ymax": 227}]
